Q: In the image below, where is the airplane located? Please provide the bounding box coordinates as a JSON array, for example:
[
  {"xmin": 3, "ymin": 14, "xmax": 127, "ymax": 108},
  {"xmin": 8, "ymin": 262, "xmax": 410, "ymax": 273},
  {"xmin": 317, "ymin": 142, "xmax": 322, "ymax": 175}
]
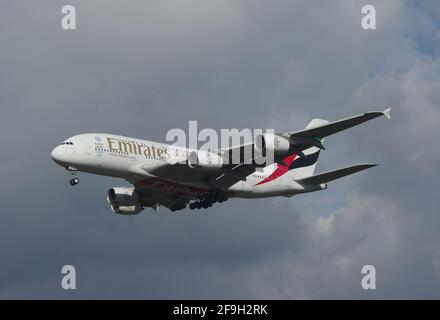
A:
[{"xmin": 50, "ymin": 108, "xmax": 391, "ymax": 214}]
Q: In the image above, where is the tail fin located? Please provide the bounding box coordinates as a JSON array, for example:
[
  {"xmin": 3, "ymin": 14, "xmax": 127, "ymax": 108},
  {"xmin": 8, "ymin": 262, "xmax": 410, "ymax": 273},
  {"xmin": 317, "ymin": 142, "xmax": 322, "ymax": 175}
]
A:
[{"xmin": 284, "ymin": 119, "xmax": 329, "ymax": 179}]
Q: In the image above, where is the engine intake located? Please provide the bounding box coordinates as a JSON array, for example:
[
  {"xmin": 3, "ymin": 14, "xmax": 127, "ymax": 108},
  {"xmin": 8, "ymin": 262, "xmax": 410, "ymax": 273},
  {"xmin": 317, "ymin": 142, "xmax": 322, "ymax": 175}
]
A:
[
  {"xmin": 107, "ymin": 187, "xmax": 142, "ymax": 215},
  {"xmin": 254, "ymin": 133, "xmax": 290, "ymax": 156}
]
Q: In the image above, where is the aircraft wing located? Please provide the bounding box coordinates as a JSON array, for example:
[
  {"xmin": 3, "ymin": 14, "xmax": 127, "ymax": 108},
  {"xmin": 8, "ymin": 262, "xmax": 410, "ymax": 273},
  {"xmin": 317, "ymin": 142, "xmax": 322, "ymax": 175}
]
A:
[
  {"xmin": 295, "ymin": 164, "xmax": 377, "ymax": 185},
  {"xmin": 284, "ymin": 108, "xmax": 391, "ymax": 140}
]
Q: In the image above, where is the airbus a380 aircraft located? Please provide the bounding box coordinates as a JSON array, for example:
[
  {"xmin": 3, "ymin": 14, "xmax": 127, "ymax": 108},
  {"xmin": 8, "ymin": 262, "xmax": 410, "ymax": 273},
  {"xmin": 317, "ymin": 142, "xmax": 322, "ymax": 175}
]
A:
[{"xmin": 51, "ymin": 109, "xmax": 390, "ymax": 214}]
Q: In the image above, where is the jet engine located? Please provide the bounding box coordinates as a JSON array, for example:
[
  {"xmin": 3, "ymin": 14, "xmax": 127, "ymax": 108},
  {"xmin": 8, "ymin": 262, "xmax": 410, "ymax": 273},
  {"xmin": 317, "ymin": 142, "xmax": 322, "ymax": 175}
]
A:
[
  {"xmin": 107, "ymin": 187, "xmax": 143, "ymax": 215},
  {"xmin": 187, "ymin": 150, "xmax": 223, "ymax": 171},
  {"xmin": 110, "ymin": 203, "xmax": 143, "ymax": 215},
  {"xmin": 254, "ymin": 133, "xmax": 290, "ymax": 155}
]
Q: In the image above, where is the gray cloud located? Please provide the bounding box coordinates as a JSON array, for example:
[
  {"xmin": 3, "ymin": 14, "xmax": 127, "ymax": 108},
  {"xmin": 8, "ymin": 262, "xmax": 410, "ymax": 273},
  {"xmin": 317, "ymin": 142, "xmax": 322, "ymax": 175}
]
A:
[{"xmin": 0, "ymin": 0, "xmax": 439, "ymax": 298}]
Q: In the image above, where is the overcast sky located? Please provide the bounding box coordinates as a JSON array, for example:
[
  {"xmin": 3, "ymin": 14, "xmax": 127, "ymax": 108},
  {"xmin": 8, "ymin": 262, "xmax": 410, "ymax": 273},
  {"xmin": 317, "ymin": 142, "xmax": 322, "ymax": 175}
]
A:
[{"xmin": 1, "ymin": 0, "xmax": 440, "ymax": 299}]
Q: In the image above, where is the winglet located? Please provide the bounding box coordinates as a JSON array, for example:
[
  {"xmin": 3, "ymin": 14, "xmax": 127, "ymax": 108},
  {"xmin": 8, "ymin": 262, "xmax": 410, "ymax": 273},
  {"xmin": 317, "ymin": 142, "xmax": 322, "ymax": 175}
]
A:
[{"xmin": 382, "ymin": 107, "xmax": 391, "ymax": 119}]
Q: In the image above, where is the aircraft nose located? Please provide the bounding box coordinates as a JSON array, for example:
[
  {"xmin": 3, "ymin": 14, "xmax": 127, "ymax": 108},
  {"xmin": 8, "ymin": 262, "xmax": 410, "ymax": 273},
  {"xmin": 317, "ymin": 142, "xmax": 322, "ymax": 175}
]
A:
[
  {"xmin": 51, "ymin": 146, "xmax": 60, "ymax": 162},
  {"xmin": 51, "ymin": 146, "xmax": 67, "ymax": 165}
]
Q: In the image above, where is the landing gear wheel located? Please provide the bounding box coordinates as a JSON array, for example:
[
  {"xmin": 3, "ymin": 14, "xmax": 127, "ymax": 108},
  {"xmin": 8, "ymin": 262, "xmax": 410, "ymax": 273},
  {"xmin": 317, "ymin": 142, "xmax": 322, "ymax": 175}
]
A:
[
  {"xmin": 69, "ymin": 178, "xmax": 79, "ymax": 186},
  {"xmin": 171, "ymin": 203, "xmax": 187, "ymax": 212}
]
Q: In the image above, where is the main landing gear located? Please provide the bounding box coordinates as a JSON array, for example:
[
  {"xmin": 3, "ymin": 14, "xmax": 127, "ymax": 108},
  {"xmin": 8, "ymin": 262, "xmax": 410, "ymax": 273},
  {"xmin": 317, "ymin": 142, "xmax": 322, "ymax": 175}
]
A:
[
  {"xmin": 189, "ymin": 193, "xmax": 228, "ymax": 210},
  {"xmin": 66, "ymin": 166, "xmax": 79, "ymax": 186},
  {"xmin": 170, "ymin": 203, "xmax": 186, "ymax": 212},
  {"xmin": 170, "ymin": 191, "xmax": 228, "ymax": 212}
]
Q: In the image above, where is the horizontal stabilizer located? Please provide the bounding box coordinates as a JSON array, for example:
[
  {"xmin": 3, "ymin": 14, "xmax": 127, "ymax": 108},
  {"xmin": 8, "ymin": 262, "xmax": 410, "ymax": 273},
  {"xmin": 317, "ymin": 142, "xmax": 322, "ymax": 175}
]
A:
[
  {"xmin": 288, "ymin": 108, "xmax": 391, "ymax": 139},
  {"xmin": 296, "ymin": 164, "xmax": 377, "ymax": 185}
]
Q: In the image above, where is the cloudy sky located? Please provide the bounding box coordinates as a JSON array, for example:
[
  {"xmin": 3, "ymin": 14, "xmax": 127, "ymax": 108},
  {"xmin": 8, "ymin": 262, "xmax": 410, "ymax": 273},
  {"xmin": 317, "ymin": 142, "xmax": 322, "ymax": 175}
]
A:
[{"xmin": 1, "ymin": 0, "xmax": 440, "ymax": 299}]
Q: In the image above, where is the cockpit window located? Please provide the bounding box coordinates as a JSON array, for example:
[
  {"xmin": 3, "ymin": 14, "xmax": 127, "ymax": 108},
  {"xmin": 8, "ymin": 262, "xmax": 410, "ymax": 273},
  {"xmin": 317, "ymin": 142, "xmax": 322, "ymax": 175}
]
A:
[{"xmin": 61, "ymin": 142, "xmax": 74, "ymax": 145}]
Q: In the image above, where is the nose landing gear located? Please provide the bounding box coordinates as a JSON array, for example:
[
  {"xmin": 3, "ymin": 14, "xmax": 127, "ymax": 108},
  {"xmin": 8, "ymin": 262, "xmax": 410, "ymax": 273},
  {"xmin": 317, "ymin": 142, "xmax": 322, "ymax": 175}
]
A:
[{"xmin": 66, "ymin": 166, "xmax": 79, "ymax": 186}]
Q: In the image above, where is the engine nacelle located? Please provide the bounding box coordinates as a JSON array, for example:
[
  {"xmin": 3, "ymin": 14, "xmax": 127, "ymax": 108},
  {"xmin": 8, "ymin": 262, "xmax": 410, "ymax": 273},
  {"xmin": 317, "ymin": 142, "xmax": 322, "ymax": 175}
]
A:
[
  {"xmin": 187, "ymin": 150, "xmax": 223, "ymax": 171},
  {"xmin": 110, "ymin": 204, "xmax": 142, "ymax": 215},
  {"xmin": 107, "ymin": 187, "xmax": 142, "ymax": 215},
  {"xmin": 254, "ymin": 133, "xmax": 290, "ymax": 156}
]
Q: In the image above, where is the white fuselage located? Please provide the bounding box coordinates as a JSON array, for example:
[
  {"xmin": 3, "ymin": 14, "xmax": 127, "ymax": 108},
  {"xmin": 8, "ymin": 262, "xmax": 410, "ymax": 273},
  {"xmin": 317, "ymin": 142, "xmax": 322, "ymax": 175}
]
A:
[{"xmin": 51, "ymin": 133, "xmax": 323, "ymax": 199}]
